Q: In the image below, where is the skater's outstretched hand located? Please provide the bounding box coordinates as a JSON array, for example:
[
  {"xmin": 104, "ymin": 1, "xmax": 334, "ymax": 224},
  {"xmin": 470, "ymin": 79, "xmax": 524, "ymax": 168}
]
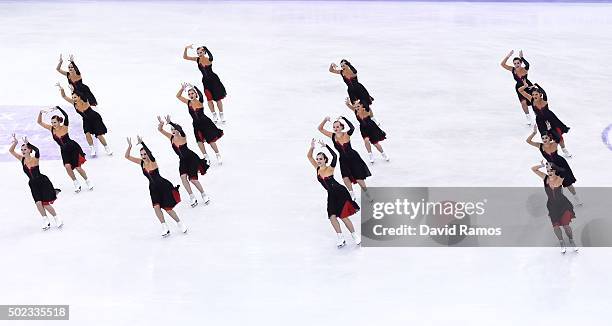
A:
[
  {"xmin": 126, "ymin": 137, "xmax": 132, "ymax": 147},
  {"xmin": 68, "ymin": 54, "xmax": 74, "ymax": 62},
  {"xmin": 317, "ymin": 140, "xmax": 326, "ymax": 147},
  {"xmin": 11, "ymin": 133, "xmax": 17, "ymax": 145},
  {"xmin": 165, "ymin": 115, "xmax": 172, "ymax": 124},
  {"xmin": 22, "ymin": 136, "xmax": 29, "ymax": 144},
  {"xmin": 58, "ymin": 54, "xmax": 63, "ymax": 64},
  {"xmin": 136, "ymin": 135, "xmax": 143, "ymax": 145},
  {"xmin": 519, "ymin": 50, "xmax": 523, "ymax": 58},
  {"xmin": 311, "ymin": 138, "xmax": 316, "ymax": 148},
  {"xmin": 186, "ymin": 44, "xmax": 193, "ymax": 49}
]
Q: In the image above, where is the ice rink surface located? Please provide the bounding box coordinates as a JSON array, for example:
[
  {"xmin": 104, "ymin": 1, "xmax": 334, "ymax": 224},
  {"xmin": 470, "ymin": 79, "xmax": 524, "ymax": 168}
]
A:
[{"xmin": 1, "ymin": 1, "xmax": 612, "ymax": 324}]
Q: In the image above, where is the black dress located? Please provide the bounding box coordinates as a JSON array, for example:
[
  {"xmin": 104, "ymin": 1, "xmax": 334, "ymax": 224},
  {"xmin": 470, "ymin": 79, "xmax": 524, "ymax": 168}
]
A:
[
  {"xmin": 512, "ymin": 58, "xmax": 532, "ymax": 103},
  {"xmin": 188, "ymin": 100, "xmax": 224, "ymax": 144},
  {"xmin": 532, "ymin": 102, "xmax": 570, "ymax": 140},
  {"xmin": 342, "ymin": 72, "xmax": 373, "ymax": 108},
  {"xmin": 198, "ymin": 61, "xmax": 227, "ymax": 101},
  {"xmin": 21, "ymin": 154, "xmax": 58, "ymax": 205},
  {"xmin": 356, "ymin": 113, "xmax": 386, "ymax": 144},
  {"xmin": 539, "ymin": 144, "xmax": 576, "ymax": 187},
  {"xmin": 74, "ymin": 105, "xmax": 108, "ymax": 136},
  {"xmin": 141, "ymin": 161, "xmax": 181, "ymax": 210},
  {"xmin": 51, "ymin": 108, "xmax": 86, "ymax": 170},
  {"xmin": 316, "ymin": 145, "xmax": 359, "ymax": 219},
  {"xmin": 67, "ymin": 72, "xmax": 97, "ymax": 106},
  {"xmin": 171, "ymin": 137, "xmax": 210, "ymax": 180},
  {"xmin": 544, "ymin": 176, "xmax": 575, "ymax": 227},
  {"xmin": 332, "ymin": 118, "xmax": 371, "ymax": 183}
]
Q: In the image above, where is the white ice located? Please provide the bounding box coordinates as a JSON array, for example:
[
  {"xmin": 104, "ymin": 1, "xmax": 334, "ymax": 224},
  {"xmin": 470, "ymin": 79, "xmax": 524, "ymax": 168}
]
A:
[{"xmin": 1, "ymin": 1, "xmax": 612, "ymax": 325}]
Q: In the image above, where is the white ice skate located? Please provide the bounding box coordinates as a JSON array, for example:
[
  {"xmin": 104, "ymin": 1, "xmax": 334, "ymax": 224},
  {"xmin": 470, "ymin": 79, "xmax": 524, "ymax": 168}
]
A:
[
  {"xmin": 85, "ymin": 179, "xmax": 94, "ymax": 191},
  {"xmin": 204, "ymin": 154, "xmax": 210, "ymax": 165},
  {"xmin": 220, "ymin": 112, "xmax": 226, "ymax": 123},
  {"xmin": 161, "ymin": 223, "xmax": 170, "ymax": 238},
  {"xmin": 216, "ymin": 153, "xmax": 222, "ymax": 165},
  {"xmin": 42, "ymin": 217, "xmax": 51, "ymax": 231},
  {"xmin": 73, "ymin": 180, "xmax": 82, "ymax": 193},
  {"xmin": 381, "ymin": 152, "xmax": 390, "ymax": 162},
  {"xmin": 201, "ymin": 194, "xmax": 211, "ymax": 205},
  {"xmin": 349, "ymin": 191, "xmax": 356, "ymax": 201},
  {"xmin": 336, "ymin": 236, "xmax": 346, "ymax": 248},
  {"xmin": 177, "ymin": 221, "xmax": 188, "ymax": 233},
  {"xmin": 368, "ymin": 152, "xmax": 374, "ymax": 163},
  {"xmin": 569, "ymin": 239, "xmax": 579, "ymax": 252},
  {"xmin": 104, "ymin": 146, "xmax": 113, "ymax": 156},
  {"xmin": 561, "ymin": 147, "xmax": 572, "ymax": 158},
  {"xmin": 351, "ymin": 232, "xmax": 361, "ymax": 245},
  {"xmin": 560, "ymin": 240, "xmax": 567, "ymax": 254},
  {"xmin": 90, "ymin": 146, "xmax": 97, "ymax": 158},
  {"xmin": 525, "ymin": 114, "xmax": 532, "ymax": 126},
  {"xmin": 189, "ymin": 194, "xmax": 198, "ymax": 208},
  {"xmin": 53, "ymin": 215, "xmax": 63, "ymax": 228},
  {"xmin": 212, "ymin": 112, "xmax": 219, "ymax": 123}
]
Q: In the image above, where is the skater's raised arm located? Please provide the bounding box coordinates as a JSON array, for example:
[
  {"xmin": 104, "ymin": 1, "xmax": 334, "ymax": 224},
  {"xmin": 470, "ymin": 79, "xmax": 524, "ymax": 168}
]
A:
[
  {"xmin": 500, "ymin": 50, "xmax": 514, "ymax": 71},
  {"xmin": 534, "ymin": 83, "xmax": 547, "ymax": 101},
  {"xmin": 526, "ymin": 125, "xmax": 539, "ymax": 148},
  {"xmin": 56, "ymin": 54, "xmax": 68, "ymax": 76},
  {"xmin": 202, "ymin": 46, "xmax": 213, "ymax": 61},
  {"xmin": 518, "ymin": 84, "xmax": 533, "ymax": 102},
  {"xmin": 55, "ymin": 106, "xmax": 69, "ymax": 126},
  {"xmin": 157, "ymin": 116, "xmax": 172, "ymax": 139},
  {"xmin": 531, "ymin": 162, "xmax": 547, "ymax": 180},
  {"xmin": 318, "ymin": 117, "xmax": 333, "ymax": 138},
  {"xmin": 329, "ymin": 63, "xmax": 342, "ymax": 74},
  {"xmin": 139, "ymin": 138, "xmax": 156, "ymax": 162},
  {"xmin": 326, "ymin": 144, "xmax": 337, "ymax": 168},
  {"xmin": 341, "ymin": 116, "xmax": 355, "ymax": 136},
  {"xmin": 344, "ymin": 98, "xmax": 357, "ymax": 112},
  {"xmin": 124, "ymin": 137, "xmax": 141, "ymax": 164},
  {"xmin": 37, "ymin": 110, "xmax": 52, "ymax": 130},
  {"xmin": 8, "ymin": 134, "xmax": 22, "ymax": 161},
  {"xmin": 176, "ymin": 84, "xmax": 189, "ymax": 103},
  {"xmin": 307, "ymin": 139, "xmax": 317, "ymax": 168},
  {"xmin": 183, "ymin": 45, "xmax": 198, "ymax": 61},
  {"xmin": 519, "ymin": 51, "xmax": 529, "ymax": 70},
  {"xmin": 166, "ymin": 117, "xmax": 186, "ymax": 137},
  {"xmin": 56, "ymin": 83, "xmax": 75, "ymax": 104},
  {"xmin": 25, "ymin": 138, "xmax": 40, "ymax": 159}
]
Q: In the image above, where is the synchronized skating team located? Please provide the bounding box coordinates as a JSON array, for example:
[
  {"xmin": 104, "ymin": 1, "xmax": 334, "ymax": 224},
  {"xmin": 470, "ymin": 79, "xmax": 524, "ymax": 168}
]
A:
[
  {"xmin": 6, "ymin": 48, "xmax": 584, "ymax": 250},
  {"xmin": 502, "ymin": 50, "xmax": 581, "ymax": 253}
]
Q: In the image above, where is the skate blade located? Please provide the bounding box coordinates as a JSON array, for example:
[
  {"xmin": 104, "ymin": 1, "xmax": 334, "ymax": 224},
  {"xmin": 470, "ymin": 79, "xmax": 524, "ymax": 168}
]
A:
[
  {"xmin": 337, "ymin": 241, "xmax": 346, "ymax": 248},
  {"xmin": 191, "ymin": 202, "xmax": 199, "ymax": 208},
  {"xmin": 162, "ymin": 232, "xmax": 170, "ymax": 238},
  {"xmin": 42, "ymin": 225, "xmax": 51, "ymax": 231}
]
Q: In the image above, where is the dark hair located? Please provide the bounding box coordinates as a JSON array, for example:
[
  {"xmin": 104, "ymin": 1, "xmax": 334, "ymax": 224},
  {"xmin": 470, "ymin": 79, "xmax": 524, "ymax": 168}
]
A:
[
  {"xmin": 169, "ymin": 122, "xmax": 186, "ymax": 137},
  {"xmin": 513, "ymin": 57, "xmax": 522, "ymax": 63},
  {"xmin": 192, "ymin": 86, "xmax": 204, "ymax": 103},
  {"xmin": 72, "ymin": 89, "xmax": 88, "ymax": 103},
  {"xmin": 340, "ymin": 59, "xmax": 357, "ymax": 74},
  {"xmin": 69, "ymin": 61, "xmax": 81, "ymax": 75},
  {"xmin": 316, "ymin": 152, "xmax": 329, "ymax": 163},
  {"xmin": 333, "ymin": 120, "xmax": 345, "ymax": 129},
  {"xmin": 51, "ymin": 115, "xmax": 64, "ymax": 124},
  {"xmin": 548, "ymin": 162, "xmax": 565, "ymax": 176}
]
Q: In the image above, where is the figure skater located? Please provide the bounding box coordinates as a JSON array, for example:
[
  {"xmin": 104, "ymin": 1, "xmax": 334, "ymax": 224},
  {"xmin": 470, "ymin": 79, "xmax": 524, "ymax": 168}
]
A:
[
  {"xmin": 56, "ymin": 54, "xmax": 97, "ymax": 106},
  {"xmin": 318, "ymin": 116, "xmax": 371, "ymax": 201},
  {"xmin": 307, "ymin": 139, "xmax": 360, "ymax": 248},
  {"xmin": 176, "ymin": 83, "xmax": 223, "ymax": 164},
  {"xmin": 37, "ymin": 106, "xmax": 92, "ymax": 193},
  {"xmin": 56, "ymin": 83, "xmax": 112, "ymax": 157},
  {"xmin": 125, "ymin": 136, "xmax": 186, "ymax": 237},
  {"xmin": 526, "ymin": 125, "xmax": 581, "ymax": 205},
  {"xmin": 518, "ymin": 82, "xmax": 571, "ymax": 157},
  {"xmin": 531, "ymin": 161, "xmax": 578, "ymax": 253},
  {"xmin": 344, "ymin": 98, "xmax": 388, "ymax": 163},
  {"xmin": 500, "ymin": 50, "xmax": 532, "ymax": 125},
  {"xmin": 8, "ymin": 134, "xmax": 62, "ymax": 230},
  {"xmin": 329, "ymin": 60, "xmax": 374, "ymax": 109},
  {"xmin": 157, "ymin": 115, "xmax": 211, "ymax": 207},
  {"xmin": 183, "ymin": 44, "xmax": 227, "ymax": 123}
]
